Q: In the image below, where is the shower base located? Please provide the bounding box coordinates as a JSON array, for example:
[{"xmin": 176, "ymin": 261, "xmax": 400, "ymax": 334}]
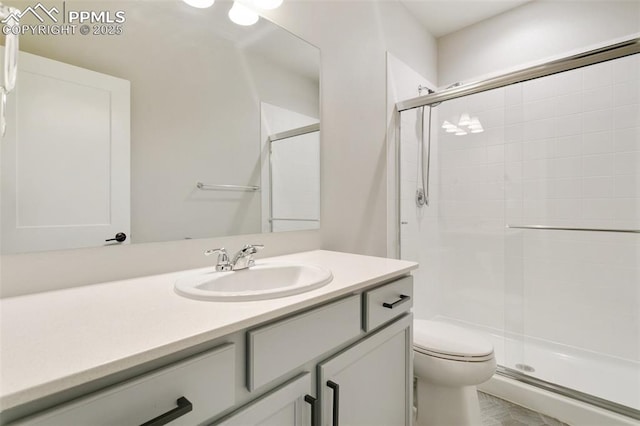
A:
[{"xmin": 435, "ymin": 316, "xmax": 640, "ymax": 424}]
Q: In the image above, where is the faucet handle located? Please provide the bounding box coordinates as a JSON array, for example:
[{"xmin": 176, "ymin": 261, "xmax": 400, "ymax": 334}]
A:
[
  {"xmin": 204, "ymin": 248, "xmax": 232, "ymax": 272},
  {"xmin": 242, "ymin": 244, "xmax": 264, "ymax": 253}
]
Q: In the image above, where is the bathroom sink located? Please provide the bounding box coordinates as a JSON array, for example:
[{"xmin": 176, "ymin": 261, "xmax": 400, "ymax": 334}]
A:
[{"xmin": 174, "ymin": 262, "xmax": 333, "ymax": 301}]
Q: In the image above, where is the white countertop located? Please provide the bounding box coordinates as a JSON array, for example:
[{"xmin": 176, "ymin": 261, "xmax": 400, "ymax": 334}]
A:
[{"xmin": 0, "ymin": 250, "xmax": 417, "ymax": 412}]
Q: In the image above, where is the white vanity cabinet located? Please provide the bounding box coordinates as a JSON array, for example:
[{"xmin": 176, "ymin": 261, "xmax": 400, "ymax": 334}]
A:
[
  {"xmin": 214, "ymin": 373, "xmax": 314, "ymax": 426},
  {"xmin": 6, "ymin": 273, "xmax": 414, "ymax": 426},
  {"xmin": 10, "ymin": 344, "xmax": 237, "ymax": 426},
  {"xmin": 318, "ymin": 315, "xmax": 412, "ymax": 426}
]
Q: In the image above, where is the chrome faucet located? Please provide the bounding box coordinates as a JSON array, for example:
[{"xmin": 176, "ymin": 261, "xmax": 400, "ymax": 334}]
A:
[{"xmin": 204, "ymin": 244, "xmax": 264, "ymax": 272}]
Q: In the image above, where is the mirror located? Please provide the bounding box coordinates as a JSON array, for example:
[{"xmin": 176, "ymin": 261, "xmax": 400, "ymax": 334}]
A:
[{"xmin": 0, "ymin": 0, "xmax": 320, "ymax": 254}]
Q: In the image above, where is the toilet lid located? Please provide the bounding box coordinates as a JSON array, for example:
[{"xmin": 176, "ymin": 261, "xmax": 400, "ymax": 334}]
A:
[{"xmin": 413, "ymin": 320, "xmax": 494, "ymax": 358}]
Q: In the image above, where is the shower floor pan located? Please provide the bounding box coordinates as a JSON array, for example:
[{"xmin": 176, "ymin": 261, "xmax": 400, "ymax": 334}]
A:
[{"xmin": 436, "ymin": 317, "xmax": 639, "ymax": 416}]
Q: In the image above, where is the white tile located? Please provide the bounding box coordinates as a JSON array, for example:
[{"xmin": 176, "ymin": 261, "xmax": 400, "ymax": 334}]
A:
[
  {"xmin": 582, "ymin": 154, "xmax": 614, "ymax": 177},
  {"xmin": 582, "ymin": 109, "xmax": 613, "ymax": 134},
  {"xmin": 613, "ymin": 198, "xmax": 640, "ymax": 222},
  {"xmin": 548, "ymin": 178, "xmax": 582, "ymax": 199},
  {"xmin": 505, "ymin": 124, "xmax": 523, "ymax": 143},
  {"xmin": 505, "ymin": 104, "xmax": 523, "ymax": 125},
  {"xmin": 553, "ymin": 135, "xmax": 582, "ymax": 158},
  {"xmin": 550, "ymin": 157, "xmax": 582, "ymax": 178},
  {"xmin": 504, "ymin": 162, "xmax": 522, "ymax": 182},
  {"xmin": 583, "ymin": 61, "xmax": 613, "ymax": 89},
  {"xmin": 505, "ymin": 84, "xmax": 523, "ymax": 106},
  {"xmin": 522, "ymin": 180, "xmax": 548, "ymax": 199},
  {"xmin": 552, "ymin": 68, "xmax": 584, "ymax": 95},
  {"xmin": 524, "ymin": 99, "xmax": 555, "ymax": 121},
  {"xmin": 523, "ymin": 118, "xmax": 555, "ymax": 141},
  {"xmin": 582, "ymin": 131, "xmax": 613, "ymax": 155},
  {"xmin": 614, "ymin": 174, "xmax": 640, "ymax": 198},
  {"xmin": 614, "ymin": 151, "xmax": 640, "ymax": 175},
  {"xmin": 613, "ymin": 54, "xmax": 640, "ymax": 83},
  {"xmin": 522, "ymin": 159, "xmax": 549, "ymax": 179},
  {"xmin": 554, "ymin": 92, "xmax": 582, "ymax": 117},
  {"xmin": 614, "ymin": 127, "xmax": 640, "ymax": 152},
  {"xmin": 483, "ymin": 163, "xmax": 502, "ymax": 183},
  {"xmin": 522, "ymin": 139, "xmax": 554, "ymax": 160},
  {"xmin": 554, "ymin": 114, "xmax": 582, "ymax": 138},
  {"xmin": 484, "ymin": 127, "xmax": 504, "ymax": 146},
  {"xmin": 613, "ymin": 80, "xmax": 640, "ymax": 107},
  {"xmin": 487, "ymin": 145, "xmax": 504, "ymax": 164},
  {"xmin": 549, "ymin": 199, "xmax": 581, "ymax": 219},
  {"xmin": 582, "ymin": 86, "xmax": 613, "ymax": 112},
  {"xmin": 523, "ymin": 77, "xmax": 557, "ymax": 102},
  {"xmin": 505, "ymin": 142, "xmax": 523, "ymax": 162},
  {"xmin": 582, "ymin": 176, "xmax": 614, "ymax": 198},
  {"xmin": 614, "ymin": 104, "xmax": 640, "ymax": 129},
  {"xmin": 581, "ymin": 198, "xmax": 616, "ymax": 220},
  {"xmin": 478, "ymin": 108, "xmax": 504, "ymax": 129}
]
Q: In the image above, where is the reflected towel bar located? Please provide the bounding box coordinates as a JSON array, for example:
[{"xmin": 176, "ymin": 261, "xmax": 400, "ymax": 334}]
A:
[
  {"xmin": 196, "ymin": 182, "xmax": 260, "ymax": 192},
  {"xmin": 269, "ymin": 218, "xmax": 319, "ymax": 222},
  {"xmin": 507, "ymin": 225, "xmax": 640, "ymax": 234}
]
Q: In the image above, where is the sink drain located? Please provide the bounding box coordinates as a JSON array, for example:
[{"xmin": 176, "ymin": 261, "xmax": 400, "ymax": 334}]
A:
[{"xmin": 515, "ymin": 363, "xmax": 535, "ymax": 373}]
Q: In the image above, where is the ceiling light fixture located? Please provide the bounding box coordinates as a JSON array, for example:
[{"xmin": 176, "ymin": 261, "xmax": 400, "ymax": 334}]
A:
[
  {"xmin": 229, "ymin": 1, "xmax": 259, "ymax": 26},
  {"xmin": 182, "ymin": 0, "xmax": 215, "ymax": 8}
]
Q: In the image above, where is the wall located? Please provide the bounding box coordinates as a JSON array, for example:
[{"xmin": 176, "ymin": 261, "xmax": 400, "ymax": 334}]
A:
[
  {"xmin": 0, "ymin": 0, "xmax": 437, "ymax": 297},
  {"xmin": 438, "ymin": 0, "xmax": 640, "ymax": 86}
]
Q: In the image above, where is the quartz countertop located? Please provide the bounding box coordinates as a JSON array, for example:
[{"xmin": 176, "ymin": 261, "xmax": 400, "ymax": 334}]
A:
[{"xmin": 0, "ymin": 250, "xmax": 417, "ymax": 412}]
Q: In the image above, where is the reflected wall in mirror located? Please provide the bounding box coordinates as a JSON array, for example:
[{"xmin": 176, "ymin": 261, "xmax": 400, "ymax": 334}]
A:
[{"xmin": 0, "ymin": 0, "xmax": 320, "ymax": 254}]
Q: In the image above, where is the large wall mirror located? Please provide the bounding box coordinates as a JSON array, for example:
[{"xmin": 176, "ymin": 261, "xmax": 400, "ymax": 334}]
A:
[{"xmin": 0, "ymin": 0, "xmax": 320, "ymax": 254}]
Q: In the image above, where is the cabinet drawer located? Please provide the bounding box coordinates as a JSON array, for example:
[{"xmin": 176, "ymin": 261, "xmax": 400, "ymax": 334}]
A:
[
  {"xmin": 247, "ymin": 295, "xmax": 361, "ymax": 391},
  {"xmin": 363, "ymin": 276, "xmax": 413, "ymax": 331},
  {"xmin": 12, "ymin": 344, "xmax": 236, "ymax": 426}
]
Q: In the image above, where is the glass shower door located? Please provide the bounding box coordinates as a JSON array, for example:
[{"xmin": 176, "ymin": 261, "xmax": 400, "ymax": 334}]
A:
[{"xmin": 502, "ymin": 54, "xmax": 640, "ymax": 414}]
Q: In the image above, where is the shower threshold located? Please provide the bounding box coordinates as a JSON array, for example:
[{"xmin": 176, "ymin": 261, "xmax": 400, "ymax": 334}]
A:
[{"xmin": 496, "ymin": 366, "xmax": 640, "ymax": 421}]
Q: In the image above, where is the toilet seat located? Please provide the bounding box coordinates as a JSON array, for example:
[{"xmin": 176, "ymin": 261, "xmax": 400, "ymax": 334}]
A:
[{"xmin": 414, "ymin": 320, "xmax": 494, "ymax": 362}]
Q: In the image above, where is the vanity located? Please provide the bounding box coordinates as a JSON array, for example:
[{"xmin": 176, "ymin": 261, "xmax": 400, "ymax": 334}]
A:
[{"xmin": 0, "ymin": 250, "xmax": 417, "ymax": 425}]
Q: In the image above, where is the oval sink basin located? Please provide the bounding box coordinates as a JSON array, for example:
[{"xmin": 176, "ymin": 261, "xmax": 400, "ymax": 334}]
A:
[{"xmin": 174, "ymin": 262, "xmax": 333, "ymax": 301}]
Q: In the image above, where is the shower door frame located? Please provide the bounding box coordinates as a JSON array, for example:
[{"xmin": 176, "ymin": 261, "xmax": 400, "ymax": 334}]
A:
[{"xmin": 394, "ymin": 36, "xmax": 640, "ymax": 420}]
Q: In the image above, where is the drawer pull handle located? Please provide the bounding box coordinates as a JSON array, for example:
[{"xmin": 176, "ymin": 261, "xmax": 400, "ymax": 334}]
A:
[
  {"xmin": 382, "ymin": 294, "xmax": 410, "ymax": 309},
  {"xmin": 304, "ymin": 394, "xmax": 317, "ymax": 426},
  {"xmin": 327, "ymin": 380, "xmax": 340, "ymax": 426},
  {"xmin": 140, "ymin": 396, "xmax": 193, "ymax": 426}
]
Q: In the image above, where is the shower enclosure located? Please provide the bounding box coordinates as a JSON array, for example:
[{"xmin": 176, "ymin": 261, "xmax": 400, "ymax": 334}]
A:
[{"xmin": 396, "ymin": 39, "xmax": 640, "ymax": 419}]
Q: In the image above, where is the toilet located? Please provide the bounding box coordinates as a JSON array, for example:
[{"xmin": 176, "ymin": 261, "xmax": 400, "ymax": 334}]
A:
[{"xmin": 413, "ymin": 320, "xmax": 496, "ymax": 426}]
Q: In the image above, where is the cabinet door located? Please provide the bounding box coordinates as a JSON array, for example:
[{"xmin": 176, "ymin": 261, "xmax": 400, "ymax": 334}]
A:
[
  {"xmin": 318, "ymin": 314, "xmax": 412, "ymax": 426},
  {"xmin": 214, "ymin": 373, "xmax": 315, "ymax": 426}
]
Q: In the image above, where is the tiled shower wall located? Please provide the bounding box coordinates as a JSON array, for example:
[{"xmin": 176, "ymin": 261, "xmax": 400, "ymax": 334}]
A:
[{"xmin": 401, "ymin": 53, "xmax": 639, "ymax": 361}]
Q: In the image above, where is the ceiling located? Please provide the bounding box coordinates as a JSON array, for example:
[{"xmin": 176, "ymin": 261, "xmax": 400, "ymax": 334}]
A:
[{"xmin": 399, "ymin": 0, "xmax": 533, "ymax": 38}]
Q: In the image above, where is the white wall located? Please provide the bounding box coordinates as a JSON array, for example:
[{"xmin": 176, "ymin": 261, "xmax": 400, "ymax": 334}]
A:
[
  {"xmin": 438, "ymin": 0, "xmax": 640, "ymax": 86},
  {"xmin": 0, "ymin": 0, "xmax": 437, "ymax": 297}
]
